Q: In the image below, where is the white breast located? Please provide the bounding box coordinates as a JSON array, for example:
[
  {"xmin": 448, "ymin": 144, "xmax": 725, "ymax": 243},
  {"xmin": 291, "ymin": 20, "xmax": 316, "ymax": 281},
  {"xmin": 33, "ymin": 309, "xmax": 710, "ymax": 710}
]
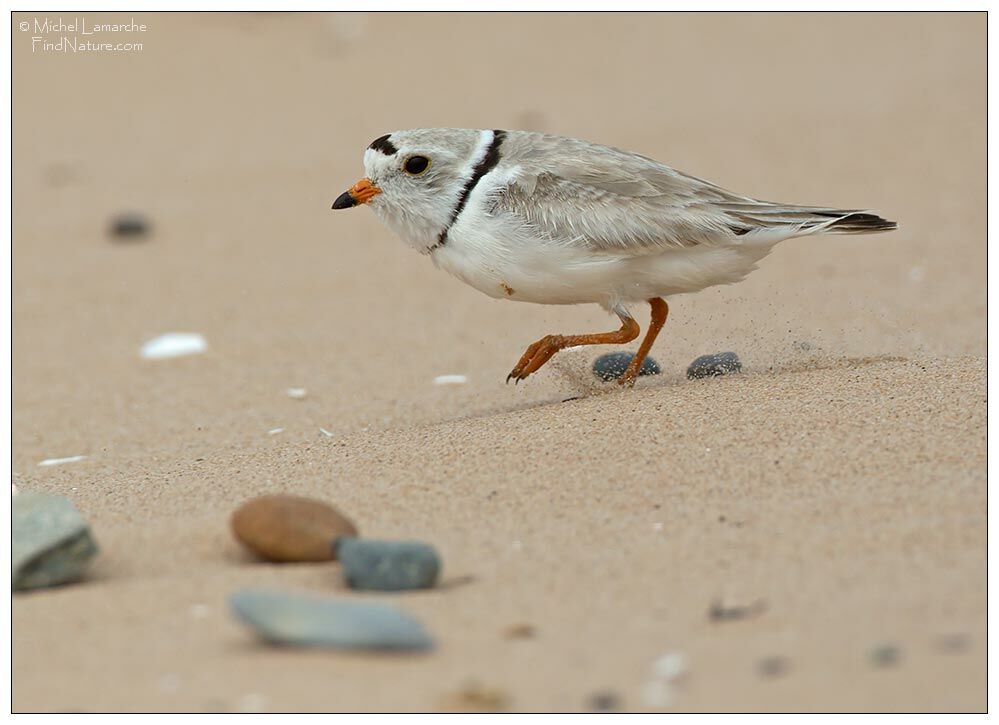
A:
[{"xmin": 429, "ymin": 167, "xmax": 619, "ymax": 306}]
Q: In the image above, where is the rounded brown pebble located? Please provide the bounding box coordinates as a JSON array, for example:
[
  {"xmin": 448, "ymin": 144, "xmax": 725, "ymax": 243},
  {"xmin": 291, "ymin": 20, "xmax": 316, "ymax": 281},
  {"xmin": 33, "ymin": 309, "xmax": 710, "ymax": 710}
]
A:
[
  {"xmin": 502, "ymin": 623, "xmax": 536, "ymax": 640},
  {"xmin": 231, "ymin": 495, "xmax": 358, "ymax": 562}
]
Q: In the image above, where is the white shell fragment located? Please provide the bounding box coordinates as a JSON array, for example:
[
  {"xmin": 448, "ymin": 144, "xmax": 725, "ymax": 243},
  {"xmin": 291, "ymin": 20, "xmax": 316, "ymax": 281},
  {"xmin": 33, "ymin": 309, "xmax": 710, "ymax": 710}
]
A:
[
  {"xmin": 236, "ymin": 693, "xmax": 268, "ymax": 713},
  {"xmin": 653, "ymin": 652, "xmax": 688, "ymax": 680},
  {"xmin": 433, "ymin": 374, "xmax": 467, "ymax": 385},
  {"xmin": 157, "ymin": 673, "xmax": 181, "ymax": 694},
  {"xmin": 267, "ymin": 428, "xmax": 284, "ymax": 435},
  {"xmin": 318, "ymin": 428, "xmax": 335, "ymax": 438},
  {"xmin": 38, "ymin": 455, "xmax": 87, "ymax": 467},
  {"xmin": 140, "ymin": 333, "xmax": 207, "ymax": 360},
  {"xmin": 286, "ymin": 388, "xmax": 307, "ymax": 399},
  {"xmin": 643, "ymin": 651, "xmax": 688, "ymax": 709}
]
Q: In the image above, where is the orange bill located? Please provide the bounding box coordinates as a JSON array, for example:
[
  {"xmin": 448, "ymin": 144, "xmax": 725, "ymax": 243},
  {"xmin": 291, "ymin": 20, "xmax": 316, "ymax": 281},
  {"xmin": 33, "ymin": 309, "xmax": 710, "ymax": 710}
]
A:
[{"xmin": 331, "ymin": 177, "xmax": 381, "ymax": 209}]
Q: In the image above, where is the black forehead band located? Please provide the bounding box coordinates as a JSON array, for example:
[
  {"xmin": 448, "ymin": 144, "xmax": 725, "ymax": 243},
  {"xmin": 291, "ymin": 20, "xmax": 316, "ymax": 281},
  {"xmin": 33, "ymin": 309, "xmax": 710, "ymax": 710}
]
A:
[{"xmin": 368, "ymin": 134, "xmax": 398, "ymax": 156}]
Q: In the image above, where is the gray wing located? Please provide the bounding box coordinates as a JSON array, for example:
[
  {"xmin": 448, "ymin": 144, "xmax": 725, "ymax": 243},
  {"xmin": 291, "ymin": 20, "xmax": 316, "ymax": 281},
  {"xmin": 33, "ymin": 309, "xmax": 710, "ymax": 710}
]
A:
[{"xmin": 490, "ymin": 131, "xmax": 879, "ymax": 253}]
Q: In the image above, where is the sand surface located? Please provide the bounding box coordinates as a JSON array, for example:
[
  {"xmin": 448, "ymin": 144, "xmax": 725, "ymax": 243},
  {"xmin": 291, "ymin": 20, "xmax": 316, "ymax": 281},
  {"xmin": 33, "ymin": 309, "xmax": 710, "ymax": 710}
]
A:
[{"xmin": 12, "ymin": 12, "xmax": 985, "ymax": 712}]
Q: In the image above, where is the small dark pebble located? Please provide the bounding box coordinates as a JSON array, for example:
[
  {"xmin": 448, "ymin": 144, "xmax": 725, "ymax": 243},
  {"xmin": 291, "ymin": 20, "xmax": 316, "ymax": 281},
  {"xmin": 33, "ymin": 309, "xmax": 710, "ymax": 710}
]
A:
[
  {"xmin": 868, "ymin": 643, "xmax": 901, "ymax": 668},
  {"xmin": 708, "ymin": 598, "xmax": 766, "ymax": 622},
  {"xmin": 43, "ymin": 163, "xmax": 80, "ymax": 188},
  {"xmin": 592, "ymin": 352, "xmax": 661, "ymax": 382},
  {"xmin": 757, "ymin": 656, "xmax": 790, "ymax": 678},
  {"xmin": 933, "ymin": 633, "xmax": 970, "ymax": 654},
  {"xmin": 109, "ymin": 212, "xmax": 151, "ymax": 240},
  {"xmin": 687, "ymin": 352, "xmax": 742, "ymax": 379},
  {"xmin": 791, "ymin": 340, "xmax": 816, "ymax": 352},
  {"xmin": 588, "ymin": 691, "xmax": 621, "ymax": 712}
]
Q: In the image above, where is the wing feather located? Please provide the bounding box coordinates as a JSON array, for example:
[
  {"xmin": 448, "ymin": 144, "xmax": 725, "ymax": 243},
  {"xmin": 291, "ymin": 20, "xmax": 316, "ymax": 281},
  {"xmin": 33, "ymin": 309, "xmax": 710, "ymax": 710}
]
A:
[
  {"xmin": 488, "ymin": 131, "xmax": 882, "ymax": 254},
  {"xmin": 487, "ymin": 131, "xmax": 754, "ymax": 253}
]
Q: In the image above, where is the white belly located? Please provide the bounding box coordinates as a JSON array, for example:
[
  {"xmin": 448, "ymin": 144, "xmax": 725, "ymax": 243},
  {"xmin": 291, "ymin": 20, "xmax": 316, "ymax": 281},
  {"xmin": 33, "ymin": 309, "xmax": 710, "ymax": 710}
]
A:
[{"xmin": 431, "ymin": 211, "xmax": 777, "ymax": 310}]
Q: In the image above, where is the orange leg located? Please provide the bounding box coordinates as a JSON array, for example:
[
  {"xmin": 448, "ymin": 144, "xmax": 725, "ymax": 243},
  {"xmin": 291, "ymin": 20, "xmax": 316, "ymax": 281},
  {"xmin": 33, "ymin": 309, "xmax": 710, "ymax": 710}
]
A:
[
  {"xmin": 507, "ymin": 315, "xmax": 640, "ymax": 383},
  {"xmin": 618, "ymin": 298, "xmax": 669, "ymax": 388}
]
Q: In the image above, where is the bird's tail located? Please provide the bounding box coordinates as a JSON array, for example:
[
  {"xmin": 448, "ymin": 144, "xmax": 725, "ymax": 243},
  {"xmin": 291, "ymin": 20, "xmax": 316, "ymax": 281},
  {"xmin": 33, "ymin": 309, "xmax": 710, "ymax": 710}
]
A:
[
  {"xmin": 800, "ymin": 209, "xmax": 898, "ymax": 235},
  {"xmin": 724, "ymin": 203, "xmax": 897, "ymax": 241}
]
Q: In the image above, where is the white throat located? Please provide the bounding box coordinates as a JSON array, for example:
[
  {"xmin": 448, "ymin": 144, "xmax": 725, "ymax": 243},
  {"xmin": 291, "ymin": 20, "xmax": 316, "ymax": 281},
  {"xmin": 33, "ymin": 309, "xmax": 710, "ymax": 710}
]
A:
[{"xmin": 374, "ymin": 130, "xmax": 500, "ymax": 255}]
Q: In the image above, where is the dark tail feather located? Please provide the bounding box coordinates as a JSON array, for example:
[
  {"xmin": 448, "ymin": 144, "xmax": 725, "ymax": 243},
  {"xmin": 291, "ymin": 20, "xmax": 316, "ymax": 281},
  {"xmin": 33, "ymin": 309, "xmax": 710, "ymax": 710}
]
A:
[
  {"xmin": 722, "ymin": 201, "xmax": 899, "ymax": 242},
  {"xmin": 823, "ymin": 211, "xmax": 898, "ymax": 234},
  {"xmin": 723, "ymin": 202, "xmax": 898, "ymax": 238}
]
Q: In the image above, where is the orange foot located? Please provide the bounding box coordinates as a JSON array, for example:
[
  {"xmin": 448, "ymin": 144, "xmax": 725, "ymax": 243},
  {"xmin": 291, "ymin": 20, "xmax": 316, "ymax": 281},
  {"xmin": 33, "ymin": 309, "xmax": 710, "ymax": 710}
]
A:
[
  {"xmin": 506, "ymin": 317, "xmax": 640, "ymax": 384},
  {"xmin": 506, "ymin": 298, "xmax": 670, "ymax": 387}
]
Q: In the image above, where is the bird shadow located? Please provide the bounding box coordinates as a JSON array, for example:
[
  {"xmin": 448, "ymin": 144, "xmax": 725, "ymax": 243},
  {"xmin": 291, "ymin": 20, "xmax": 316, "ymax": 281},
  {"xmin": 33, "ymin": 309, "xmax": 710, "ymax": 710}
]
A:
[{"xmin": 442, "ymin": 351, "xmax": 911, "ymax": 424}]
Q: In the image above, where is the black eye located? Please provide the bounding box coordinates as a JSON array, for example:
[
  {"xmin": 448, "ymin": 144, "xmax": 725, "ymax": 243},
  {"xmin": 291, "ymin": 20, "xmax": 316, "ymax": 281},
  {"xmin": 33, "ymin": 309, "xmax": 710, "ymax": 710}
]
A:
[{"xmin": 403, "ymin": 155, "xmax": 431, "ymax": 175}]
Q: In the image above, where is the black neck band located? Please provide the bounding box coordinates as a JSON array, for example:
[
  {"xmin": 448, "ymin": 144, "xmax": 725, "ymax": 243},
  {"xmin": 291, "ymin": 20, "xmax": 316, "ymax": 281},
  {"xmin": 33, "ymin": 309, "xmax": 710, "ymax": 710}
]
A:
[{"xmin": 431, "ymin": 129, "xmax": 506, "ymax": 251}]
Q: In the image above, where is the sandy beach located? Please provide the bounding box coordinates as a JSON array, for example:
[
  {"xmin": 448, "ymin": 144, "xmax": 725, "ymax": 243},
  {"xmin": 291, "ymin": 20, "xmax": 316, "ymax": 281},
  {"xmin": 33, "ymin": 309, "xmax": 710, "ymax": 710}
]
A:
[{"xmin": 12, "ymin": 12, "xmax": 985, "ymax": 712}]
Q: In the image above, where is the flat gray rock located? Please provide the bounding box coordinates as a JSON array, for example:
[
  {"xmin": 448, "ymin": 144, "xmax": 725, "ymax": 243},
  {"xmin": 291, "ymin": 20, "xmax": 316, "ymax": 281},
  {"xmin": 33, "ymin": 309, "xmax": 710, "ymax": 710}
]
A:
[
  {"xmin": 336, "ymin": 538, "xmax": 441, "ymax": 591},
  {"xmin": 13, "ymin": 492, "xmax": 98, "ymax": 591},
  {"xmin": 229, "ymin": 589, "xmax": 433, "ymax": 651}
]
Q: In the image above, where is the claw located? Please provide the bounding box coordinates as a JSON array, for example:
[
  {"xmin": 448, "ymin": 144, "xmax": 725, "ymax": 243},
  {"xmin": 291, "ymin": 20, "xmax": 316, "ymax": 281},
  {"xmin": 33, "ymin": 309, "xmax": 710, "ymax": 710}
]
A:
[{"xmin": 505, "ymin": 315, "xmax": 645, "ymax": 390}]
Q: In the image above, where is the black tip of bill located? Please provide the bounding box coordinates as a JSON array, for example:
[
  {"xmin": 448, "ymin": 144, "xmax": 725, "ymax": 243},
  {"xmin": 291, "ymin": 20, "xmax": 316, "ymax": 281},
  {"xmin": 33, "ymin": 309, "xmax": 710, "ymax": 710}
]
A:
[{"xmin": 331, "ymin": 191, "xmax": 357, "ymax": 210}]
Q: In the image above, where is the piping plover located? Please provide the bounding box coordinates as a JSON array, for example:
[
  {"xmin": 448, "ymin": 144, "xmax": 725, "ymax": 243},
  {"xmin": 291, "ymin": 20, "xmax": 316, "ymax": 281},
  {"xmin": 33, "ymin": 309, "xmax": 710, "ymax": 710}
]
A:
[{"xmin": 332, "ymin": 129, "xmax": 896, "ymax": 387}]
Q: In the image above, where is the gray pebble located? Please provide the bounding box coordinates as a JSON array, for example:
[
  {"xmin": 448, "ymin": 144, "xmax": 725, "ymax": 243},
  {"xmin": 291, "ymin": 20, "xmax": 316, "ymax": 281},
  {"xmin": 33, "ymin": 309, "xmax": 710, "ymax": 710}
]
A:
[
  {"xmin": 933, "ymin": 632, "xmax": 970, "ymax": 654},
  {"xmin": 592, "ymin": 352, "xmax": 661, "ymax": 382},
  {"xmin": 868, "ymin": 643, "xmax": 901, "ymax": 668},
  {"xmin": 757, "ymin": 656, "xmax": 790, "ymax": 678},
  {"xmin": 687, "ymin": 352, "xmax": 742, "ymax": 380},
  {"xmin": 109, "ymin": 212, "xmax": 150, "ymax": 240},
  {"xmin": 336, "ymin": 538, "xmax": 441, "ymax": 591},
  {"xmin": 588, "ymin": 691, "xmax": 621, "ymax": 711},
  {"xmin": 13, "ymin": 492, "xmax": 98, "ymax": 591},
  {"xmin": 708, "ymin": 598, "xmax": 766, "ymax": 622},
  {"xmin": 229, "ymin": 589, "xmax": 433, "ymax": 651}
]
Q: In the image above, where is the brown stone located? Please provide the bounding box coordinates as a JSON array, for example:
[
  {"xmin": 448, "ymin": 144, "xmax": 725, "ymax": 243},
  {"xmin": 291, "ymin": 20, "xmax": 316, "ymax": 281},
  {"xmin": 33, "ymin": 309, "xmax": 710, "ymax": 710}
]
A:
[
  {"xmin": 502, "ymin": 623, "xmax": 536, "ymax": 640},
  {"xmin": 438, "ymin": 682, "xmax": 510, "ymax": 712},
  {"xmin": 231, "ymin": 494, "xmax": 358, "ymax": 562}
]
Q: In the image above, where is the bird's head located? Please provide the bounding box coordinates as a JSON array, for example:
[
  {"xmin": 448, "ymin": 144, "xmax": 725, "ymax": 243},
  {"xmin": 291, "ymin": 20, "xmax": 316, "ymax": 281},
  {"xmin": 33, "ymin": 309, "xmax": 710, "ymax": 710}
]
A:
[{"xmin": 332, "ymin": 128, "xmax": 489, "ymax": 251}]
